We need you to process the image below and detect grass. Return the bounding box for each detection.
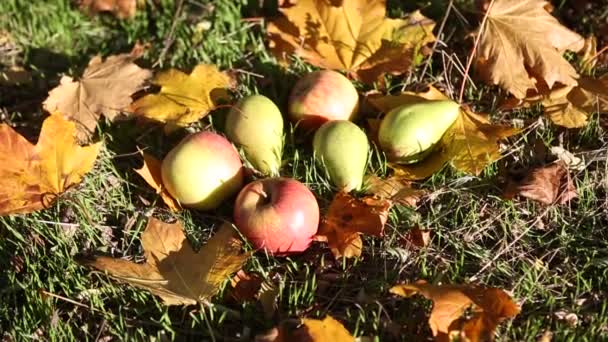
[1,0,608,340]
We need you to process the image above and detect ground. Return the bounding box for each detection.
[1,0,607,341]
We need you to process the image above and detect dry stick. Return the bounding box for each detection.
[458,0,495,104]
[154,0,185,68]
[415,0,454,90]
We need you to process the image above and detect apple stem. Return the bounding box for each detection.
[259,190,268,198]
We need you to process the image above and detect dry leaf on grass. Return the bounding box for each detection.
[130,64,231,127]
[258,315,354,342]
[229,270,264,302]
[43,53,151,140]
[502,75,608,128]
[83,218,249,305]
[400,226,431,249]
[368,86,518,179]
[390,280,520,342]
[267,0,435,84]
[316,192,390,259]
[475,0,584,99]
[504,161,577,205]
[365,175,425,207]
[134,152,180,211]
[0,115,101,216]
[79,0,137,19]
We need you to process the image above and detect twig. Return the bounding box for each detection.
[458,0,495,103]
[154,0,185,68]
[416,0,454,89]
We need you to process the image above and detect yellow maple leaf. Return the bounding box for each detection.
[130,64,231,127]
[390,280,520,342]
[134,152,181,211]
[43,54,152,140]
[83,218,249,305]
[0,115,101,216]
[475,0,584,99]
[267,0,435,84]
[367,86,518,179]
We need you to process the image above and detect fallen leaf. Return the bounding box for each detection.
[267,0,435,84]
[262,316,354,342]
[368,86,518,179]
[400,226,431,248]
[43,54,152,140]
[130,64,231,127]
[134,152,180,211]
[83,218,249,305]
[79,0,137,19]
[229,270,263,303]
[549,146,584,171]
[390,280,520,342]
[504,161,577,205]
[0,115,101,216]
[364,175,424,207]
[475,0,584,98]
[578,36,597,74]
[317,192,391,258]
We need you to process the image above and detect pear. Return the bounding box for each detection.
[378,100,460,164]
[226,95,284,176]
[313,120,369,192]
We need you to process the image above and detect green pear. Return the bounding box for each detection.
[225,95,284,176]
[378,100,460,164]
[313,120,369,192]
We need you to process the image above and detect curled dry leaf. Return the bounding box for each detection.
[390,280,520,342]
[43,53,151,140]
[317,192,391,259]
[79,0,137,19]
[502,75,608,128]
[130,64,231,128]
[134,152,180,211]
[368,86,518,179]
[259,315,354,342]
[229,270,264,302]
[401,226,431,249]
[0,115,101,216]
[475,0,584,99]
[504,161,577,205]
[267,0,435,84]
[365,175,425,207]
[82,218,249,305]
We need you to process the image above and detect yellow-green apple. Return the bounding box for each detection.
[378,100,460,164]
[225,95,284,176]
[233,178,319,254]
[313,120,369,192]
[288,70,359,130]
[161,131,244,210]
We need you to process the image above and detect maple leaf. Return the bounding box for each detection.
[475,0,584,99]
[134,152,180,211]
[502,75,608,128]
[368,86,518,179]
[83,218,249,305]
[129,64,231,127]
[79,0,137,19]
[365,175,425,207]
[317,192,390,259]
[267,0,435,84]
[43,53,151,140]
[504,161,577,205]
[390,280,520,342]
[0,115,101,216]
[259,315,354,342]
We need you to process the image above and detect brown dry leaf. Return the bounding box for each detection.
[368,86,518,179]
[390,280,520,342]
[262,316,354,342]
[578,36,597,74]
[83,218,249,305]
[134,152,180,211]
[229,270,264,303]
[129,64,231,127]
[475,0,584,99]
[79,0,137,19]
[267,0,435,84]
[364,175,425,207]
[43,53,151,140]
[401,226,431,249]
[317,192,391,259]
[0,115,101,216]
[504,161,577,205]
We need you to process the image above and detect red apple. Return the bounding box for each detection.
[161,131,244,210]
[233,178,319,254]
[288,70,359,130]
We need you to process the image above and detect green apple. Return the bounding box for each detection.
[161,131,244,210]
[225,95,284,176]
[313,120,369,192]
[378,100,460,164]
